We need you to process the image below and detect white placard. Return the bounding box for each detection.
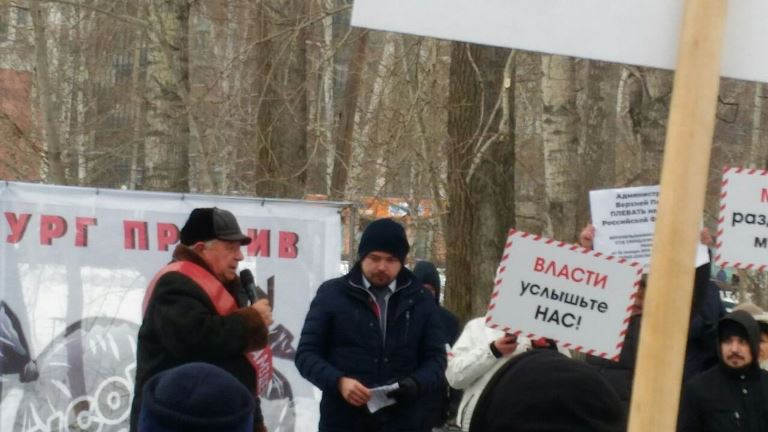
[716,167,768,271]
[351,0,768,84]
[590,185,709,269]
[486,229,642,359]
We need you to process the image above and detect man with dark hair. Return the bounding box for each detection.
[295,218,447,431]
[130,208,273,432]
[678,310,768,431]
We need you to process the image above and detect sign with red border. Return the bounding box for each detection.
[485,229,642,360]
[716,166,768,271]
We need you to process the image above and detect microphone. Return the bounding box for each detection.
[240,269,267,305]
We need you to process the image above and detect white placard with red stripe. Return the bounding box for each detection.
[486,229,642,360]
[715,166,768,271]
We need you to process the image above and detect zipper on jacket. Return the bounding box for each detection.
[404,310,411,340]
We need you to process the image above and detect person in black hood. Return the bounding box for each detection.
[413,260,460,430]
[678,310,768,431]
[413,261,460,347]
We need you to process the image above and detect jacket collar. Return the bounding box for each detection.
[346,261,415,293]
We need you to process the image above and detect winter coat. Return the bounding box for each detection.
[412,260,460,428]
[294,262,447,432]
[678,310,768,432]
[586,313,642,419]
[469,350,623,432]
[684,263,727,383]
[130,245,269,432]
[446,318,531,431]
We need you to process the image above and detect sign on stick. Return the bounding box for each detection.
[716,167,768,271]
[486,229,642,360]
[351,0,768,83]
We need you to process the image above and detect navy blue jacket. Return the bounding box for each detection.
[295,263,447,432]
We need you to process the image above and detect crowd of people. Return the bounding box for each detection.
[128,209,768,431]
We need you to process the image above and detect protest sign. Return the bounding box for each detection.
[590,185,709,268]
[715,167,768,271]
[351,0,767,83]
[485,229,642,360]
[0,182,343,432]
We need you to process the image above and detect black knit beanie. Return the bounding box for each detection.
[358,218,410,263]
[469,350,623,432]
[138,362,254,432]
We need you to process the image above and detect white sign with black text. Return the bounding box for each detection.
[486,230,642,360]
[590,185,709,269]
[716,167,768,271]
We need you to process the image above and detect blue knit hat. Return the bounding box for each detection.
[358,218,410,263]
[138,363,254,432]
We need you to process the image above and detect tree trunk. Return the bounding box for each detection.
[143,0,190,192]
[468,47,516,317]
[31,0,67,184]
[270,0,310,198]
[575,60,619,226]
[445,42,481,323]
[329,28,368,200]
[541,54,579,242]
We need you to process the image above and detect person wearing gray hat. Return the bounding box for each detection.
[130,208,273,432]
[295,218,447,431]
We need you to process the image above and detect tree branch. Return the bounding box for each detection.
[40,0,149,28]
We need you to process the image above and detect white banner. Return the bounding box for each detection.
[716,167,768,271]
[590,185,709,269]
[486,229,642,360]
[0,182,342,432]
[351,0,768,84]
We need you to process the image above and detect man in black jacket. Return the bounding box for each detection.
[678,310,768,431]
[129,208,273,432]
[295,218,447,431]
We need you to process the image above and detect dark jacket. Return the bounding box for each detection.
[469,350,623,432]
[587,312,642,419]
[129,245,269,432]
[295,263,447,432]
[678,310,768,432]
[412,260,460,428]
[684,262,727,383]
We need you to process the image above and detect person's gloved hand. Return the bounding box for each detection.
[386,377,419,403]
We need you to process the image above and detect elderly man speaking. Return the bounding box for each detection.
[130,208,273,432]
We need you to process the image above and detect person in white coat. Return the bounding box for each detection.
[446,317,570,431]
[445,318,528,431]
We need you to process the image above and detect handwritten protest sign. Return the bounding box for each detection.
[590,185,709,268]
[486,229,642,359]
[715,167,768,271]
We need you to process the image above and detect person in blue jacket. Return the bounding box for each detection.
[295,218,447,432]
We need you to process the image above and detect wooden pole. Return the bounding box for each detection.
[627,0,728,431]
